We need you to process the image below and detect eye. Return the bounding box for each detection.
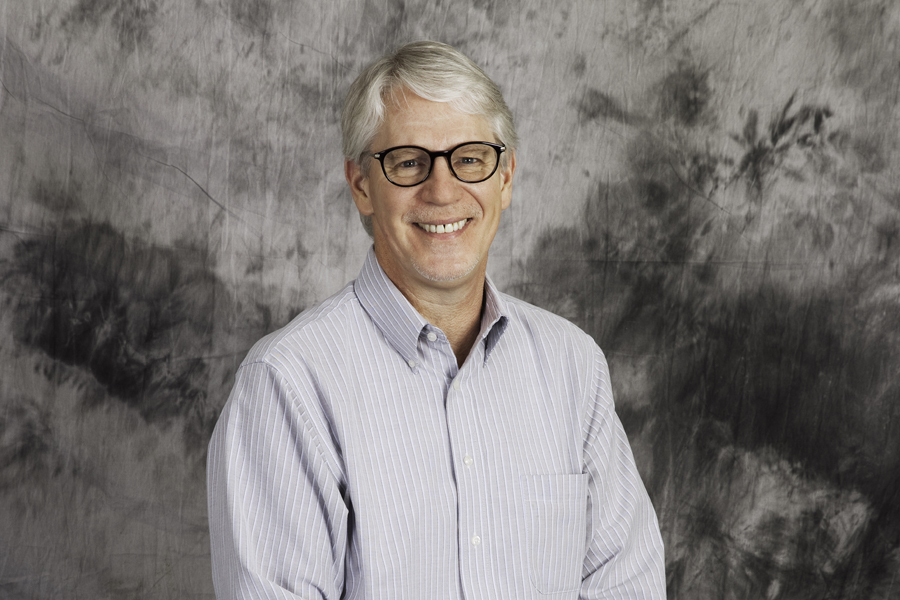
[385,148,428,171]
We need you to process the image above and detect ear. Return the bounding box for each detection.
[498,150,516,210]
[345,159,374,216]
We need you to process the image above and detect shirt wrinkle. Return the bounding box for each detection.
[256,358,346,489]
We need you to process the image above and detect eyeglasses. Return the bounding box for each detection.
[371,141,506,187]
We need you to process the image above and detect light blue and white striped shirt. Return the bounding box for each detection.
[207,248,665,599]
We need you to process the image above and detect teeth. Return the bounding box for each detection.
[418,219,467,233]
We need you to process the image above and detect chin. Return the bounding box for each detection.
[412,255,481,283]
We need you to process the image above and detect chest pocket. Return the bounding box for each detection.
[521,473,588,596]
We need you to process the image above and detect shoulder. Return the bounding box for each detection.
[500,292,601,355]
[495,293,615,423]
[241,281,361,369]
[496,291,609,386]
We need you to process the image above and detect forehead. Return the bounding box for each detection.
[374,90,494,150]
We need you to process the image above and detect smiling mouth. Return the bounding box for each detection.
[416,218,469,234]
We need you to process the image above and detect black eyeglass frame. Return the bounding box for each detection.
[371,141,506,187]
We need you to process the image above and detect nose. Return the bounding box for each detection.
[421,156,460,205]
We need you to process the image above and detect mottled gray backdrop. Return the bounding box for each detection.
[1,0,898,598]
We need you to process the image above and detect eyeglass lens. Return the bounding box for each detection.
[381,143,500,186]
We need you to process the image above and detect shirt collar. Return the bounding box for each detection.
[355,248,427,366]
[354,247,510,366]
[480,273,509,360]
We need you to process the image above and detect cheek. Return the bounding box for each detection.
[374,189,416,217]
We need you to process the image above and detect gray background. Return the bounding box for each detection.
[1,0,899,598]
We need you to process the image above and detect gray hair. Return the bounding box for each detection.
[341,41,518,236]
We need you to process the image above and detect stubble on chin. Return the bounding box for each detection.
[411,248,483,283]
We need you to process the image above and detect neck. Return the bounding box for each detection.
[392,272,486,367]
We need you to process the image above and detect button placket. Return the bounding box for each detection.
[450,374,483,551]
[450,379,471,469]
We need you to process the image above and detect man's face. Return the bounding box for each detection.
[346,91,515,298]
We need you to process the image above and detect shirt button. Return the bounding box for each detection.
[452,380,461,391]
[407,359,416,368]
[471,535,481,546]
[463,455,474,466]
[427,332,437,342]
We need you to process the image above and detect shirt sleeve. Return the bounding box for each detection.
[580,348,666,600]
[207,360,349,600]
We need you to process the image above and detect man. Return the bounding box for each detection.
[207,41,665,599]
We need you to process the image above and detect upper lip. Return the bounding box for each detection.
[416,218,468,225]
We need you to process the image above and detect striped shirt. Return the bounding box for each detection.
[207,248,665,599]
